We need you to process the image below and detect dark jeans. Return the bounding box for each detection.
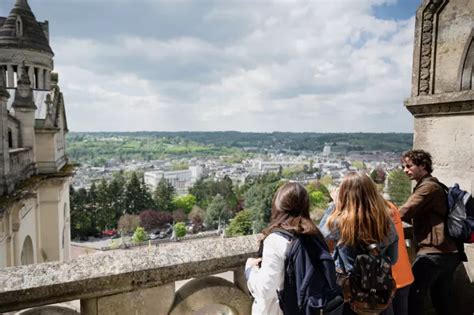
[408,253,461,315]
[392,285,410,315]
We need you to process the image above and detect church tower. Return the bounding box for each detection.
[0,0,71,268]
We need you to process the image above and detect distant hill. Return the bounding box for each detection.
[66,131,413,163]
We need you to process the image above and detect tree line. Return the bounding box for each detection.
[70,168,411,240]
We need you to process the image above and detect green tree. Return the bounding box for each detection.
[96,178,115,232]
[174,222,186,238]
[173,194,197,214]
[387,169,412,206]
[132,226,149,243]
[70,186,94,238]
[226,209,253,236]
[319,174,333,186]
[205,194,230,230]
[109,171,126,223]
[244,180,281,233]
[153,179,176,212]
[123,172,154,214]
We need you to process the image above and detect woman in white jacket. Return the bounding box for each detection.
[245,182,323,315]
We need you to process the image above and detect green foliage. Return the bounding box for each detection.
[351,160,366,170]
[153,179,176,212]
[173,194,197,214]
[319,174,333,186]
[244,176,282,233]
[205,194,230,229]
[306,180,331,211]
[189,176,237,210]
[123,172,154,214]
[67,132,413,165]
[132,227,149,243]
[226,210,253,237]
[174,222,186,238]
[387,169,412,206]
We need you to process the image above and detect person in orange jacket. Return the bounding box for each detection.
[386,200,414,315]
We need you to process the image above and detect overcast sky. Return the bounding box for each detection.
[1,0,420,132]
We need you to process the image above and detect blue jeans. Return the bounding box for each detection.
[408,253,461,315]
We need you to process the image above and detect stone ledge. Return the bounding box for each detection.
[0,235,259,312]
[405,90,474,117]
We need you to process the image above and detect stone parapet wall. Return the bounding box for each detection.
[0,235,259,313]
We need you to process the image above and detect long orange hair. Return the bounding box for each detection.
[326,171,391,246]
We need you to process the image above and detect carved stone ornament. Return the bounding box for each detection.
[406,100,474,116]
[418,0,448,95]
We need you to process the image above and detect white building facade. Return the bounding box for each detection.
[0,0,72,267]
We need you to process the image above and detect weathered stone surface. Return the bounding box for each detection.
[169,276,251,315]
[0,235,259,312]
[81,283,174,315]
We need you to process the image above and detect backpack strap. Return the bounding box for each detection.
[271,227,295,241]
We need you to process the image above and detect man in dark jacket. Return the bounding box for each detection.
[400,150,461,315]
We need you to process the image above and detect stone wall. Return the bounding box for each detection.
[0,235,259,314]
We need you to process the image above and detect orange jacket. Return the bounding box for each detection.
[387,201,414,288]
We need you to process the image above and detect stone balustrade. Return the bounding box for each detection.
[0,235,259,314]
[8,147,35,185]
[1,232,474,314]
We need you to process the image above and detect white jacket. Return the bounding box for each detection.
[245,233,291,315]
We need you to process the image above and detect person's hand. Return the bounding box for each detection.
[246,257,262,268]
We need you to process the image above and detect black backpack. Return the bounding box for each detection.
[337,244,396,314]
[438,183,474,241]
[274,229,344,315]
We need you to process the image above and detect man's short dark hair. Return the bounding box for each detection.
[402,149,433,174]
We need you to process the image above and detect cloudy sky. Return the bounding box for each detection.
[1,0,420,132]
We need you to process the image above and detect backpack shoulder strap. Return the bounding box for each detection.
[271,228,295,241]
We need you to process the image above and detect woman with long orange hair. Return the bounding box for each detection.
[319,171,399,314]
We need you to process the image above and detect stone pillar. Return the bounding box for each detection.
[28,66,34,89]
[81,283,175,315]
[7,65,14,88]
[17,65,23,81]
[233,268,250,296]
[0,68,11,194]
[45,71,51,90]
[37,68,44,90]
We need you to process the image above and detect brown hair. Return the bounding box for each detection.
[326,171,391,246]
[402,149,433,173]
[263,182,318,236]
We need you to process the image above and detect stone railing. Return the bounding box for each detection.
[8,147,35,184]
[1,232,474,314]
[0,235,259,314]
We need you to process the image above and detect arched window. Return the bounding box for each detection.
[16,17,23,37]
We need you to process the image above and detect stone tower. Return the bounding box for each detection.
[405,0,473,313]
[405,0,473,191]
[0,0,71,268]
[0,0,53,90]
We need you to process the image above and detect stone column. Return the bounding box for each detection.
[28,67,34,89]
[45,71,51,90]
[7,65,14,88]
[37,68,44,90]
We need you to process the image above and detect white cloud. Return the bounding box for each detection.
[47,0,415,132]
